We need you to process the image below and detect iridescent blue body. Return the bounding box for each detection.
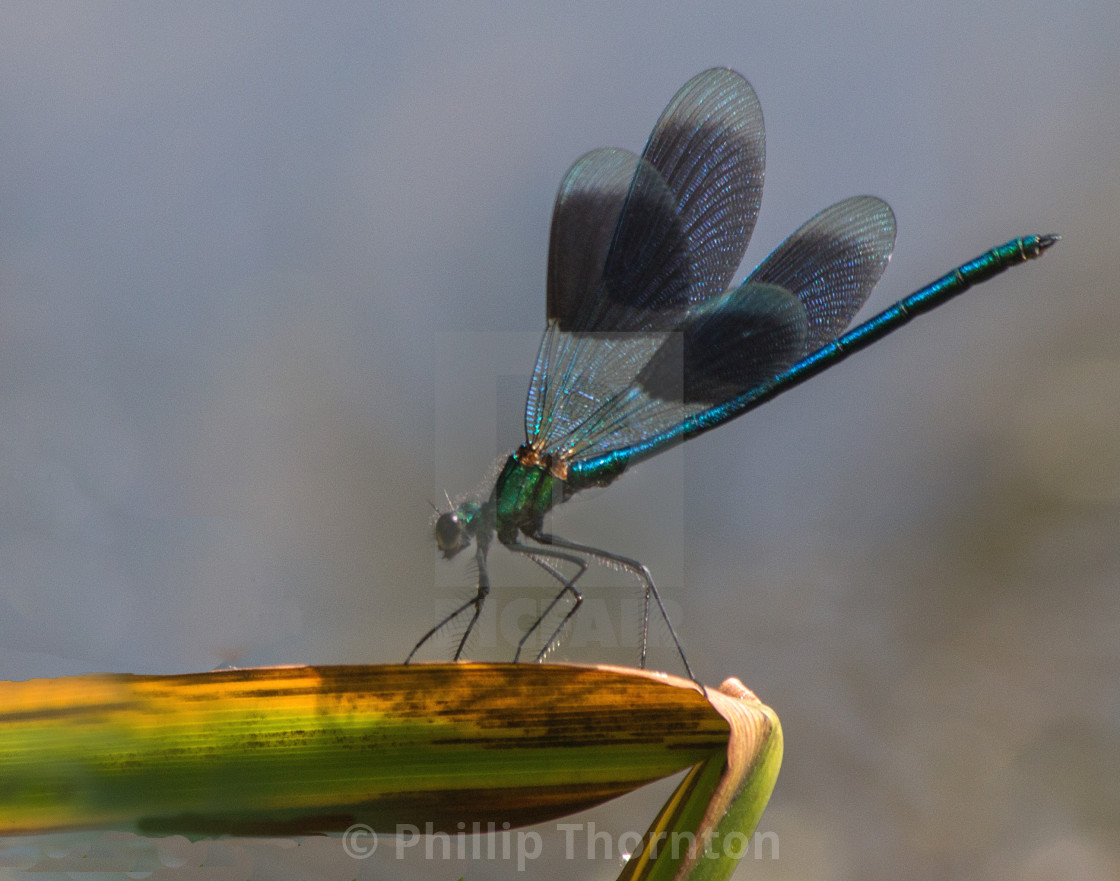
[568,234,1055,483]
[409,69,1055,678]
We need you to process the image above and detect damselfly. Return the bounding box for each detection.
[410,68,1055,678]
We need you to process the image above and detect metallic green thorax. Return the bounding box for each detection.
[493,452,573,543]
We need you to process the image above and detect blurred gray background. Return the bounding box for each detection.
[1,2,1117,880]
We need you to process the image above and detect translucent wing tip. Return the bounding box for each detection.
[852,194,897,240]
[692,66,750,86]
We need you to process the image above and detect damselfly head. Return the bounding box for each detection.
[434,510,470,558]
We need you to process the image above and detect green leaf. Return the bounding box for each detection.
[0,663,782,881]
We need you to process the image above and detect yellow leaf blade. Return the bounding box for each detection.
[0,663,730,837]
[616,677,783,881]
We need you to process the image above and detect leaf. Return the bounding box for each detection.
[0,662,783,881]
[617,677,783,881]
[0,663,729,837]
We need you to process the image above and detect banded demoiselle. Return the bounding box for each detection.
[410,68,1055,679]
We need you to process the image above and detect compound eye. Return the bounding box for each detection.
[434,512,466,554]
